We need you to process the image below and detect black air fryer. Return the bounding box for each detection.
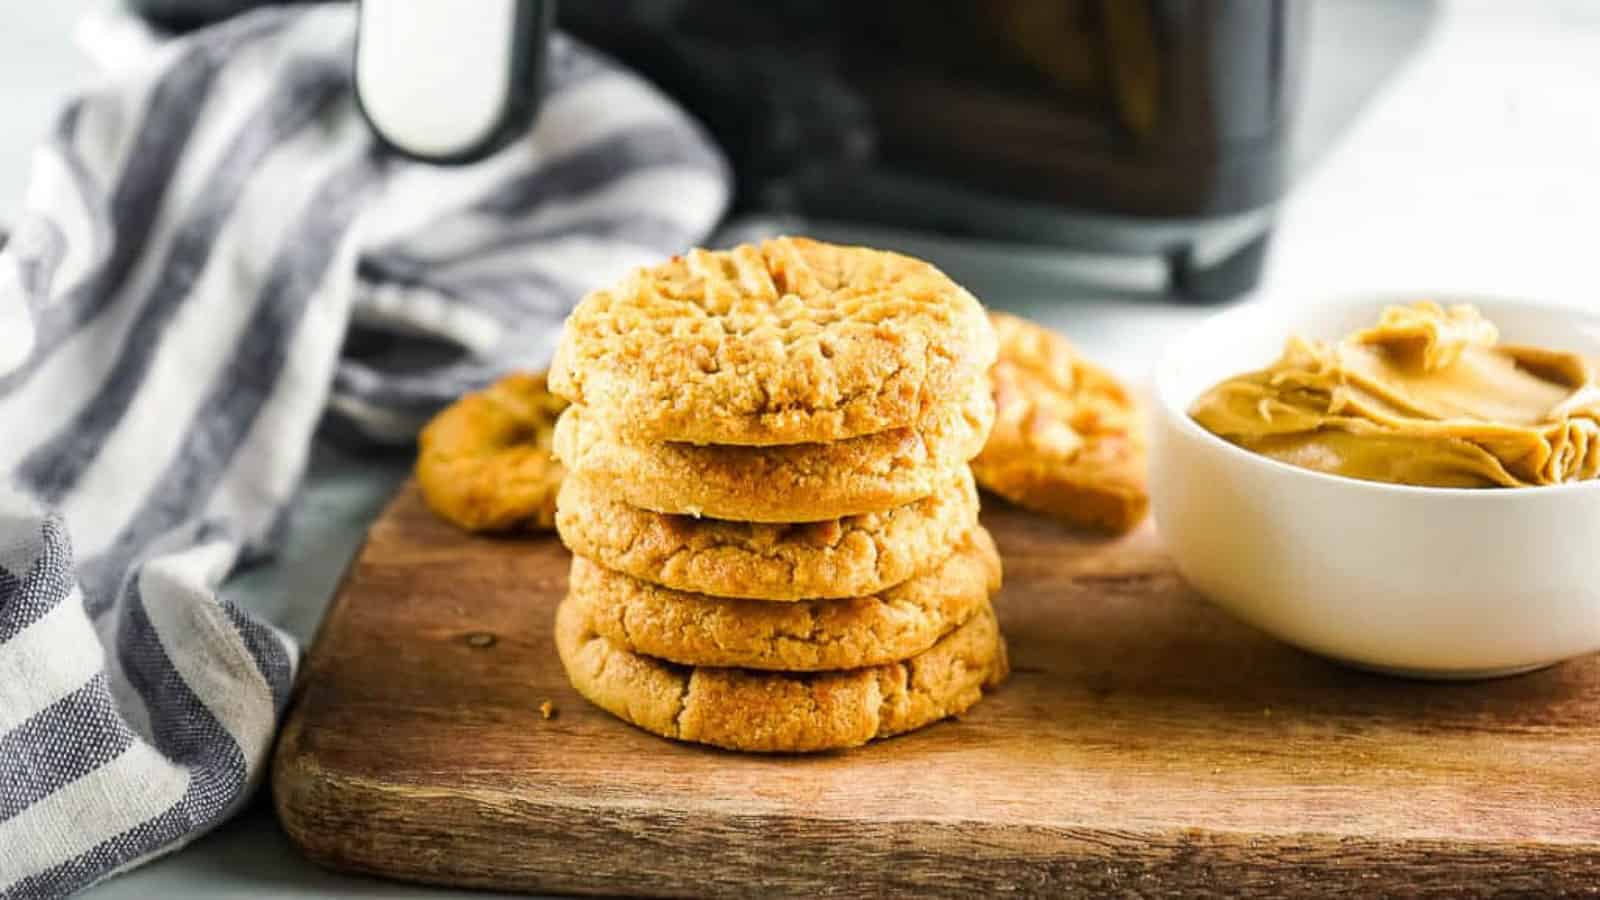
[557,0,1308,302]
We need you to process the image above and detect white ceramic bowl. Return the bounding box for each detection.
[1151,295,1600,679]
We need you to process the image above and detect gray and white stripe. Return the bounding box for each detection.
[0,5,727,896]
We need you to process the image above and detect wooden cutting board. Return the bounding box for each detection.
[272,482,1600,897]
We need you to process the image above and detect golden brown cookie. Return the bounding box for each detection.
[555,597,1008,753]
[972,313,1149,534]
[555,468,981,600]
[415,371,568,532]
[549,236,998,447]
[552,381,993,523]
[570,527,1000,670]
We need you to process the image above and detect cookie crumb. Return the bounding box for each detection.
[539,700,557,720]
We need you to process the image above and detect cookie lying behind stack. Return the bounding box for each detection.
[548,237,1009,753]
[415,371,568,532]
[973,312,1149,534]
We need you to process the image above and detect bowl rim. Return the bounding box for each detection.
[1154,291,1600,500]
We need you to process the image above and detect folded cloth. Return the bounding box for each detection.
[0,6,728,896]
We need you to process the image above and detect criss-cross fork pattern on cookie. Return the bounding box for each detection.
[550,237,997,447]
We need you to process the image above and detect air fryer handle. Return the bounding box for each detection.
[355,0,553,164]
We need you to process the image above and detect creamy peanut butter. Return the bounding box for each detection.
[1190,302,1600,487]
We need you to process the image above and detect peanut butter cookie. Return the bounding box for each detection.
[569,527,1000,670]
[552,381,993,523]
[554,598,1008,753]
[415,371,568,532]
[973,313,1148,534]
[549,236,998,446]
[555,468,980,600]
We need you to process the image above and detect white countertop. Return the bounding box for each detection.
[3,1,1597,896]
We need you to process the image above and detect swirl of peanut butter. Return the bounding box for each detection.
[1190,302,1600,487]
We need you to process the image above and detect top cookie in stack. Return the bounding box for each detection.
[550,236,997,447]
[548,236,1008,753]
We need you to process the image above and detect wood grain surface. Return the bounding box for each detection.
[272,481,1600,898]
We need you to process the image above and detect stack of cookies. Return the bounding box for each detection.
[546,237,1009,753]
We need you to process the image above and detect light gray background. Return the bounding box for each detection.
[3,1,1598,896]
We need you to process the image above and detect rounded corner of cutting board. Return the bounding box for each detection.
[269,715,347,869]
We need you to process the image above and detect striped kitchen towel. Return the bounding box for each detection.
[0,6,729,897]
